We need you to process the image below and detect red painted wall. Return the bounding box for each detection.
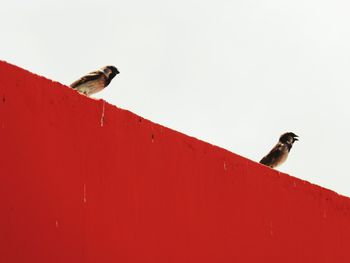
[1,61,350,262]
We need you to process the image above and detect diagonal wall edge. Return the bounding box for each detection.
[1,61,350,262]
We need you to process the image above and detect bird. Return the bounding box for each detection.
[70,65,119,96]
[259,132,299,168]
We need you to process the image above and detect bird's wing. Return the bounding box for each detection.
[70,71,102,89]
[259,144,283,166]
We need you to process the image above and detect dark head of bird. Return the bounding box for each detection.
[279,132,299,145]
[101,65,119,86]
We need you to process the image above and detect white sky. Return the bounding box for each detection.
[2,0,350,196]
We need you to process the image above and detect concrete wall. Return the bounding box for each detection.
[1,61,350,262]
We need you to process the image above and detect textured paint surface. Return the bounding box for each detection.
[1,61,350,262]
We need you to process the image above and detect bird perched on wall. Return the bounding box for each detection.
[259,132,299,169]
[70,65,119,96]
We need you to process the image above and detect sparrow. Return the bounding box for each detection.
[70,65,119,96]
[259,132,299,168]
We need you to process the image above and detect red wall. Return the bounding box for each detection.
[1,61,350,262]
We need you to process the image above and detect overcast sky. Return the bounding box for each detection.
[2,0,350,196]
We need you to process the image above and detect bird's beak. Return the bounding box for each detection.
[294,135,299,141]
